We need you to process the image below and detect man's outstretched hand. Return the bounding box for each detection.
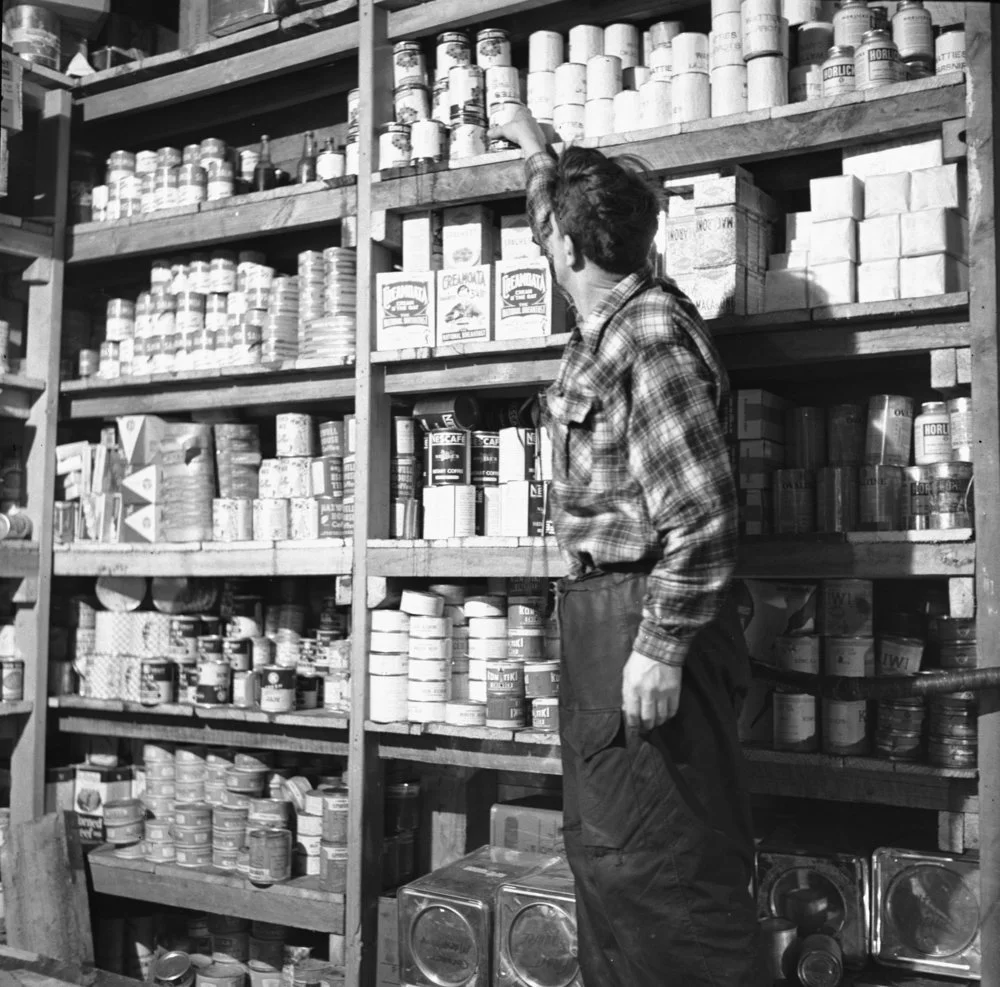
[487,104,548,158]
[622,651,682,732]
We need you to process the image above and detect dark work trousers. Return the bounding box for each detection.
[557,569,765,987]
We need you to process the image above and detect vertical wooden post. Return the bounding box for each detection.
[346,3,395,984]
[10,88,71,824]
[965,5,1000,985]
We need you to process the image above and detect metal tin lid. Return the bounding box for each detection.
[154,951,193,985]
[506,901,578,987]
[885,863,979,955]
[410,903,479,986]
[860,29,895,43]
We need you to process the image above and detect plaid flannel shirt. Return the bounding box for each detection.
[527,151,738,667]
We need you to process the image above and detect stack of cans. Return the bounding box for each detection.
[214,423,261,500]
[298,248,357,363]
[161,423,215,542]
[263,276,300,364]
[297,250,326,341]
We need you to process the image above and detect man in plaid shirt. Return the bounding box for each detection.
[492,107,763,986]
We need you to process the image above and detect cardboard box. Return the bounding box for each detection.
[490,799,565,854]
[842,136,943,180]
[910,163,967,214]
[739,438,785,473]
[863,172,911,218]
[375,272,436,352]
[500,480,547,537]
[422,484,476,539]
[376,895,400,987]
[785,211,812,251]
[662,214,697,276]
[808,261,857,306]
[493,259,561,340]
[859,215,901,263]
[809,175,864,222]
[402,212,443,272]
[900,208,968,261]
[117,415,168,466]
[900,254,969,298]
[674,264,750,317]
[442,204,494,268]
[737,390,789,442]
[500,214,542,261]
[121,464,162,506]
[1,51,24,133]
[858,260,901,303]
[120,503,163,543]
[764,269,809,312]
[768,251,809,271]
[499,427,538,484]
[695,206,755,269]
[437,266,492,345]
[477,484,502,536]
[809,218,858,265]
[75,763,132,842]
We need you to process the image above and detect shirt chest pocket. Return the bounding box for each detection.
[547,390,625,488]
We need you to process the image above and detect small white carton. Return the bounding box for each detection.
[493,259,563,340]
[375,271,436,352]
[858,215,901,263]
[442,204,494,268]
[858,260,901,303]
[436,266,493,346]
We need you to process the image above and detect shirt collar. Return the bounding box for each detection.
[576,267,654,352]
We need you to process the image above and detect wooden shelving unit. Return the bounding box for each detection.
[11,2,996,984]
[0,542,41,579]
[88,846,345,934]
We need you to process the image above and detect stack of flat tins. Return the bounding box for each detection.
[298,247,357,364]
[262,275,299,364]
[740,0,789,112]
[407,593,452,724]
[161,423,215,542]
[369,606,411,724]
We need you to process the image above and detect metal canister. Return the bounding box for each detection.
[153,951,194,987]
[392,40,427,86]
[816,466,858,532]
[865,394,913,466]
[876,634,924,676]
[3,4,60,68]
[859,464,903,530]
[477,28,511,68]
[772,635,821,674]
[947,396,972,461]
[929,461,973,529]
[198,634,224,660]
[822,699,868,755]
[437,31,472,74]
[833,0,873,48]
[222,637,252,672]
[232,670,258,709]
[247,827,292,885]
[773,691,818,752]
[935,26,966,76]
[797,932,843,987]
[824,636,874,678]
[393,83,431,125]
[140,659,175,706]
[772,468,816,534]
[819,579,874,636]
[901,464,934,530]
[822,45,856,95]
[259,665,295,713]
[854,29,902,90]
[450,123,487,160]
[786,407,826,469]
[196,661,231,706]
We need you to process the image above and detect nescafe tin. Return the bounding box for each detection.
[413,394,480,431]
[222,637,252,672]
[427,430,471,485]
[470,431,500,485]
[859,464,903,530]
[259,665,295,713]
[140,660,175,706]
[929,462,974,528]
[247,827,292,885]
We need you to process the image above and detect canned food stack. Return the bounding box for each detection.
[391,416,420,538]
[103,796,147,859]
[369,607,411,723]
[297,248,357,364]
[407,609,452,724]
[925,615,978,768]
[739,0,788,112]
[261,276,299,364]
[160,423,215,543]
[431,582,471,705]
[214,423,261,502]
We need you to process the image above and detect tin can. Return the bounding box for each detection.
[935,26,965,75]
[859,464,903,530]
[140,659,175,706]
[104,798,145,826]
[865,394,913,466]
[406,119,444,164]
[477,28,511,68]
[393,41,427,86]
[379,124,411,171]
[530,697,559,731]
[891,0,933,62]
[947,396,972,461]
[901,464,934,530]
[928,736,977,769]
[786,407,826,469]
[523,661,560,699]
[816,466,858,533]
[929,461,974,529]
[437,31,472,74]
[222,638,252,672]
[824,636,874,678]
[394,83,431,124]
[196,661,231,706]
[833,0,873,48]
[822,699,868,755]
[485,660,525,697]
[772,468,816,534]
[772,635,821,674]
[486,694,527,729]
[819,579,874,636]
[450,123,487,160]
[741,0,786,59]
[259,665,295,713]
[0,512,31,541]
[247,827,292,885]
[876,634,924,676]
[427,430,470,485]
[855,29,902,90]
[798,933,843,987]
[198,634,224,660]
[196,964,246,987]
[52,501,77,545]
[153,951,194,987]
[822,45,856,95]
[232,670,257,709]
[773,692,817,752]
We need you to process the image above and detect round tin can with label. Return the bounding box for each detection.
[866,394,913,465]
[437,31,472,73]
[470,431,500,485]
[523,660,560,698]
[450,123,487,160]
[824,636,874,678]
[196,964,246,987]
[258,665,295,713]
[105,798,145,826]
[222,638,252,672]
[929,462,974,529]
[394,83,431,125]
[428,430,470,485]
[530,697,559,731]
[507,634,546,661]
[935,26,965,75]
[0,659,23,702]
[392,41,427,87]
[196,661,231,706]
[296,669,321,710]
[175,844,213,868]
[247,827,291,885]
[947,396,972,461]
[410,120,448,163]
[854,29,902,90]
[140,659,175,706]
[741,0,786,58]
[773,692,818,752]
[876,634,924,676]
[486,694,527,729]
[786,407,826,469]
[773,468,816,534]
[822,45,857,95]
[232,670,257,709]
[772,635,821,674]
[477,28,512,68]
[106,818,146,844]
[153,951,194,987]
[859,464,903,531]
[822,699,868,755]
[833,0,873,47]
[174,802,212,828]
[819,579,874,636]
[198,634,224,660]
[485,660,524,697]
[902,465,934,530]
[816,466,858,533]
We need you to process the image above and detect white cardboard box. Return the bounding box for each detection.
[843,136,943,180]
[785,211,812,251]
[499,427,538,484]
[858,259,901,303]
[442,204,494,268]
[809,175,864,221]
[900,254,969,298]
[674,264,750,317]
[500,214,542,260]
[910,164,967,215]
[437,266,493,345]
[422,484,476,538]
[809,218,858,264]
[808,261,857,306]
[900,208,968,261]
[695,205,755,269]
[863,172,911,218]
[402,212,443,271]
[859,215,901,263]
[500,480,548,537]
[737,390,789,443]
[663,214,697,276]
[375,272,436,352]
[768,251,809,271]
[764,269,809,312]
[493,259,563,340]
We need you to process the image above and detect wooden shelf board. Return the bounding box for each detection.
[371,728,564,775]
[54,700,350,756]
[68,181,358,264]
[0,541,40,578]
[366,537,974,579]
[0,701,33,718]
[372,79,965,213]
[0,214,54,260]
[3,50,75,90]
[0,371,46,419]
[88,845,345,933]
[53,541,353,577]
[77,13,360,122]
[76,1,356,96]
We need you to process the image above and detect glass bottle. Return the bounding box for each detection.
[297,130,318,184]
[252,134,277,192]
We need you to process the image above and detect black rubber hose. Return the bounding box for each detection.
[750,660,1000,700]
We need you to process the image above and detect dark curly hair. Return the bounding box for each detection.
[543,145,661,275]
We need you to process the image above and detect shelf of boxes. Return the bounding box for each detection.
[0,372,46,420]
[52,541,354,577]
[366,537,975,579]
[371,77,965,212]
[67,180,358,264]
[74,7,360,124]
[52,698,349,756]
[88,845,346,934]
[61,363,357,419]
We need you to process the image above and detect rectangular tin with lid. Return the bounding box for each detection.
[397,845,560,987]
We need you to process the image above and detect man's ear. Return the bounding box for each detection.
[563,233,580,270]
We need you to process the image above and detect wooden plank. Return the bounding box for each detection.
[0,372,46,393]
[0,703,34,718]
[88,847,345,933]
[0,225,53,261]
[367,539,568,577]
[383,356,562,395]
[417,767,496,872]
[372,80,966,213]
[0,543,40,578]
[68,183,358,264]
[52,543,354,577]
[965,6,1000,984]
[3,813,93,965]
[371,332,571,365]
[78,22,360,122]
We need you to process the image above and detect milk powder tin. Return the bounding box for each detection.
[822,45,857,95]
[822,699,868,755]
[258,665,295,713]
[819,579,874,637]
[854,30,902,90]
[859,464,903,531]
[929,462,974,529]
[247,827,292,885]
[773,692,818,752]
